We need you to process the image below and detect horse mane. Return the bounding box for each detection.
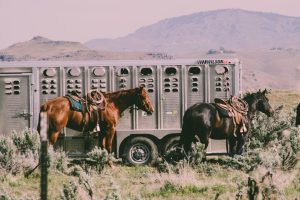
[242,88,271,100]
[104,88,137,102]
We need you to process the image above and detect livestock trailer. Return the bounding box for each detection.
[0,58,242,164]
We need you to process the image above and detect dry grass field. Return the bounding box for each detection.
[0,89,299,200]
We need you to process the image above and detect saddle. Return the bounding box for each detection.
[65,90,107,132]
[214,96,249,136]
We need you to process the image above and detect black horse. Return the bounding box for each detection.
[180,89,274,156]
[296,103,300,127]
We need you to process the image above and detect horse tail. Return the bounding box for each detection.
[180,107,194,153]
[37,104,48,134]
[296,103,300,127]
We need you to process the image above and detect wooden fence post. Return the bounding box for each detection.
[40,112,48,200]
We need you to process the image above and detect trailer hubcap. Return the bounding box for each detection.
[129,144,150,164]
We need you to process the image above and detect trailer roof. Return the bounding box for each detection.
[0,58,239,68]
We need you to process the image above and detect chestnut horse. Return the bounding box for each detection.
[100,86,154,152]
[180,89,274,156]
[37,86,154,153]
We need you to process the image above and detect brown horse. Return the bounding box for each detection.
[99,86,154,152]
[37,86,154,153]
[37,90,106,144]
[180,89,274,156]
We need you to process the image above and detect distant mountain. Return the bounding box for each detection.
[0,36,163,61]
[85,9,300,55]
[1,9,300,90]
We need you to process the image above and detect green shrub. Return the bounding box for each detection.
[85,147,116,173]
[61,181,78,200]
[0,137,15,172]
[48,149,69,174]
[11,129,40,157]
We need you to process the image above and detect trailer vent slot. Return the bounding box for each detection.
[140,68,153,76]
[215,66,229,75]
[92,67,106,77]
[192,88,198,92]
[192,77,198,82]
[68,68,81,77]
[165,67,177,75]
[43,69,56,77]
[148,89,154,93]
[189,67,201,75]
[117,68,129,76]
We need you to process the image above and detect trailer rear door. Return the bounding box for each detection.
[0,74,32,135]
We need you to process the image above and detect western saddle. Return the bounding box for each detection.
[214,96,249,136]
[65,90,107,132]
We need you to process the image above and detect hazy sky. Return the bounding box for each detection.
[0,0,299,49]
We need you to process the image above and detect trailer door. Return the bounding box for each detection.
[0,74,32,135]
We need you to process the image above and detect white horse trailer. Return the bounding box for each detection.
[0,59,242,164]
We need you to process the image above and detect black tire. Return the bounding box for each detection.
[162,136,181,155]
[123,137,158,166]
[162,136,183,162]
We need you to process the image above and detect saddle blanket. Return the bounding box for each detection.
[65,94,83,112]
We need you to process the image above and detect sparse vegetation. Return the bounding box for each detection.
[0,90,299,199]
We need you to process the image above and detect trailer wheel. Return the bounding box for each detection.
[162,136,181,154]
[162,136,183,162]
[123,137,158,166]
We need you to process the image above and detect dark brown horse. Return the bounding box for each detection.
[296,103,300,127]
[37,86,154,153]
[180,89,274,156]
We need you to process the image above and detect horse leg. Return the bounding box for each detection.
[104,126,116,153]
[48,130,60,145]
[198,129,211,161]
[228,135,237,157]
[180,109,194,154]
[236,134,246,155]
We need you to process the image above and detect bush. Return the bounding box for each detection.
[48,149,70,174]
[11,129,40,157]
[0,137,15,171]
[85,147,116,173]
[61,181,78,200]
[248,107,295,149]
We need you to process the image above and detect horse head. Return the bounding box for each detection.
[135,86,154,115]
[256,89,274,117]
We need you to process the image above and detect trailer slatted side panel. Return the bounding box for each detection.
[114,66,134,130]
[161,65,182,129]
[0,74,31,135]
[88,66,110,92]
[39,67,60,104]
[185,65,206,108]
[209,64,236,102]
[136,65,158,129]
